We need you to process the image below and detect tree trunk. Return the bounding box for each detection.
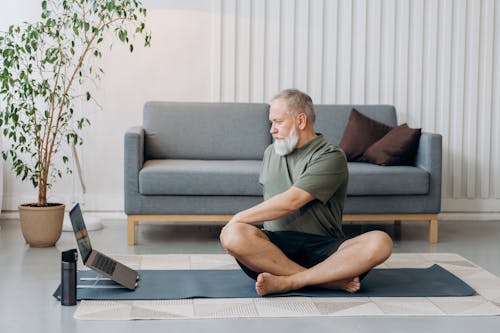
[38,182,47,206]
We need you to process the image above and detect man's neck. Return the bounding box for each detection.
[296,130,318,149]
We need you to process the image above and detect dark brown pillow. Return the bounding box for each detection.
[362,124,421,166]
[339,109,392,161]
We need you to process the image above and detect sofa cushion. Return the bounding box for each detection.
[139,160,429,197]
[347,162,429,195]
[139,160,263,196]
[339,109,392,161]
[143,102,271,160]
[314,105,397,146]
[362,124,422,166]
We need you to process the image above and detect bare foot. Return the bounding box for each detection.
[255,273,361,296]
[255,273,294,296]
[321,276,361,293]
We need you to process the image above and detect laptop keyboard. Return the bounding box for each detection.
[93,254,117,276]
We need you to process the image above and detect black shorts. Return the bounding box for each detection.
[237,230,348,280]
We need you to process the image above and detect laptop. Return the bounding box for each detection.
[69,203,140,290]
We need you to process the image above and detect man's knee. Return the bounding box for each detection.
[220,223,262,256]
[366,231,393,262]
[219,223,244,250]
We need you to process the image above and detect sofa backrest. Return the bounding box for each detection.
[143,102,271,160]
[314,105,397,144]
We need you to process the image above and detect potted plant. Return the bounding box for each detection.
[0,0,151,247]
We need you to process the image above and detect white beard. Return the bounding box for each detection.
[273,125,299,156]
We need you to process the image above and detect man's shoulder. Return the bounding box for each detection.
[301,140,347,176]
[309,137,346,161]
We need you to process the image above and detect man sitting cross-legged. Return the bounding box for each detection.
[220,88,393,296]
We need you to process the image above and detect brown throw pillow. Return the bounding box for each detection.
[362,124,421,166]
[339,109,392,161]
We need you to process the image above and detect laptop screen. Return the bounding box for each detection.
[69,204,92,263]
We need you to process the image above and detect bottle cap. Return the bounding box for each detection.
[62,248,78,263]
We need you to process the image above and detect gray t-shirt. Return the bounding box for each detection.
[260,134,348,238]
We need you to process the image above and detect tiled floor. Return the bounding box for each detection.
[1,218,500,332]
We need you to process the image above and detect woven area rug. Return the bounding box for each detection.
[73,253,500,319]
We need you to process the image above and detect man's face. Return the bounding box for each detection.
[269,98,294,138]
[269,98,299,156]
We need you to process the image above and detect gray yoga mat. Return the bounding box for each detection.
[53,264,475,300]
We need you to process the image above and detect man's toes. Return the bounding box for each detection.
[255,274,266,295]
[351,283,360,292]
[347,286,358,293]
[344,277,361,293]
[257,273,268,285]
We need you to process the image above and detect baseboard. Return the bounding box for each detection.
[1,193,123,212]
[0,210,127,220]
[442,198,500,212]
[438,212,500,221]
[1,210,499,222]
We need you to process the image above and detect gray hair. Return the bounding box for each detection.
[272,88,316,124]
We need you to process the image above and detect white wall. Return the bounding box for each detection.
[0,0,215,211]
[1,0,500,213]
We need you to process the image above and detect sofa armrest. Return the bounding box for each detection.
[414,132,442,212]
[124,126,144,212]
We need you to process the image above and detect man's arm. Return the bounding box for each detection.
[225,186,315,227]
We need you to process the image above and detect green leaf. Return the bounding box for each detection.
[0,0,151,194]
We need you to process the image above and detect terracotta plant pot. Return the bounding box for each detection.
[18,203,65,247]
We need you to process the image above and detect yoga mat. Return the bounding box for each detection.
[53,264,475,300]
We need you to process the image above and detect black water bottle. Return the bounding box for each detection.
[61,249,78,306]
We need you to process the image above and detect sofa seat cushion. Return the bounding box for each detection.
[139,160,263,196]
[347,162,429,196]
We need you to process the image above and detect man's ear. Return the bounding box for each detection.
[297,112,308,130]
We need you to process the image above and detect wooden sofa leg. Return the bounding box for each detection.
[128,217,138,246]
[429,218,438,244]
[393,220,402,239]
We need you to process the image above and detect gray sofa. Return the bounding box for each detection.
[125,102,441,245]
